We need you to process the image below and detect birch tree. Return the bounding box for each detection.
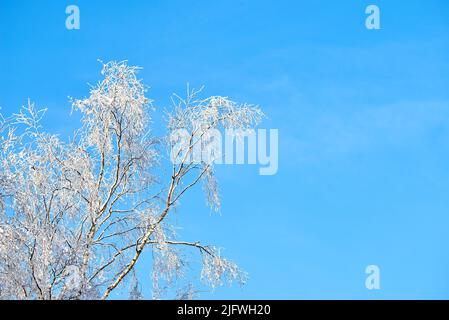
[0,61,263,300]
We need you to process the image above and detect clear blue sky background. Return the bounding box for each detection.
[1,0,449,299]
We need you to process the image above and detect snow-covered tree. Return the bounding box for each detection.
[0,61,263,300]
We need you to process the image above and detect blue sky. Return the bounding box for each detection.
[1,0,449,299]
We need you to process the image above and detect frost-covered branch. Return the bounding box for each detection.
[0,61,262,300]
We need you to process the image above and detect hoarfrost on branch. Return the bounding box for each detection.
[0,61,263,300]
